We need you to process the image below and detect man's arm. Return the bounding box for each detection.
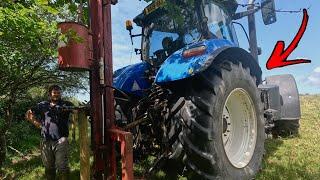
[25,110,41,129]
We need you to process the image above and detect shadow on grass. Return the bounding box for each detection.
[257,135,320,179]
[2,154,43,179]
[256,137,284,179]
[133,156,186,180]
[263,138,284,160]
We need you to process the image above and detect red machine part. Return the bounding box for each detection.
[109,128,134,180]
[89,0,133,179]
[57,22,91,71]
[89,0,105,177]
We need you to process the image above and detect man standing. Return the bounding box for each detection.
[25,85,73,180]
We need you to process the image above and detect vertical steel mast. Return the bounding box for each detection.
[89,0,115,178]
[89,0,133,179]
[89,0,104,178]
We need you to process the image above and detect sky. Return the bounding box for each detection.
[79,0,320,101]
[234,0,320,95]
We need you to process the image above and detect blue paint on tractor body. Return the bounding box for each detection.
[113,39,235,97]
[155,39,235,83]
[113,62,151,97]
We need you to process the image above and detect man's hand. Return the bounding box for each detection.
[25,110,33,120]
[25,110,41,129]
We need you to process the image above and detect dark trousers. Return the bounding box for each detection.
[41,137,69,180]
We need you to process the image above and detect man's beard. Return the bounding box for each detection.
[51,97,61,103]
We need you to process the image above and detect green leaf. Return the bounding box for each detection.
[45,6,59,15]
[36,0,48,5]
[68,4,78,13]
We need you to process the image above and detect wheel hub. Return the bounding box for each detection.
[222,88,257,168]
[222,112,231,137]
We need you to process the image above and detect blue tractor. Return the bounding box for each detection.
[113,0,301,179]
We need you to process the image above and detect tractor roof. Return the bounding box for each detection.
[133,0,238,26]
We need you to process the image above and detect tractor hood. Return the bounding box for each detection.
[155,39,235,83]
[113,62,151,97]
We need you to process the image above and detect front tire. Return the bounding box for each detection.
[178,61,265,179]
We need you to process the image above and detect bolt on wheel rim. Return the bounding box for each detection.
[222,88,257,168]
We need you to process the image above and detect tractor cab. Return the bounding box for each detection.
[132,0,239,66]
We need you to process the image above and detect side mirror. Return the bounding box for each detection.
[261,0,277,25]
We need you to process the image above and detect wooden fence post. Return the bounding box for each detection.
[71,113,77,143]
[78,110,90,180]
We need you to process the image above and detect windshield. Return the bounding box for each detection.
[142,2,201,66]
[142,1,235,66]
[204,1,236,42]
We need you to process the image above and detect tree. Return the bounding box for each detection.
[0,1,88,167]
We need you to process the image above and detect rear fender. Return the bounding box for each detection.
[265,74,301,120]
[155,39,235,83]
[155,40,263,85]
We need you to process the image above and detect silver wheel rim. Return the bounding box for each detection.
[222,88,257,168]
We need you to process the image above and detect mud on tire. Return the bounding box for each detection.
[177,60,265,179]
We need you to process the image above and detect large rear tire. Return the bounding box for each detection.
[177,61,265,179]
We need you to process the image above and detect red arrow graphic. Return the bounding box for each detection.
[266,9,311,70]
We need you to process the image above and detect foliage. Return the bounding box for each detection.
[0,3,88,108]
[3,87,54,154]
[0,101,5,131]
[6,121,41,154]
[0,0,89,168]
[58,28,85,46]
[0,2,87,99]
[0,1,88,133]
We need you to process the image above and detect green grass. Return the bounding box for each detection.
[1,139,81,179]
[1,95,320,179]
[0,121,82,179]
[256,95,320,180]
